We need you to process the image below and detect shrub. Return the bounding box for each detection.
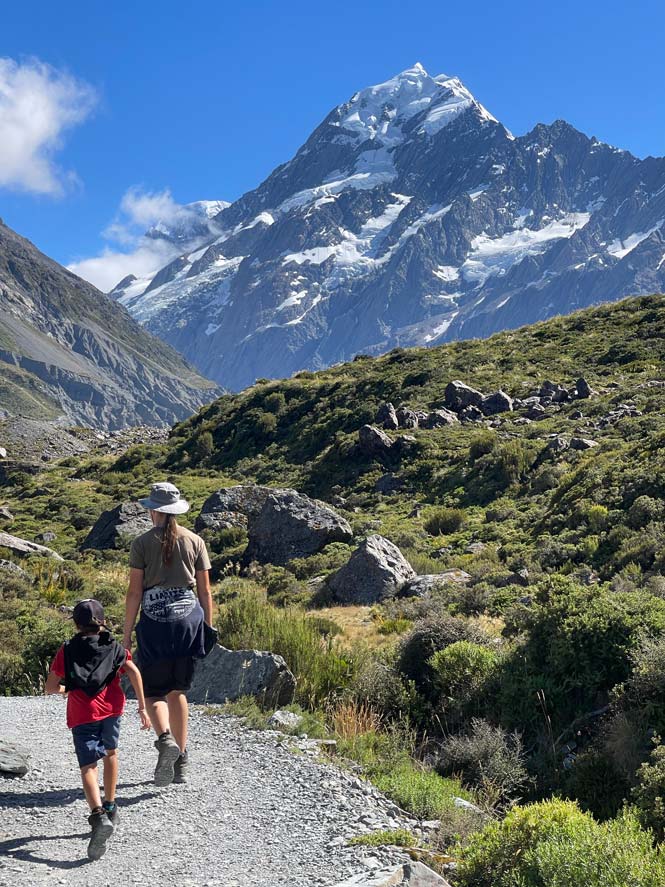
[632,741,665,839]
[216,588,355,706]
[628,496,664,529]
[456,799,665,887]
[430,641,499,704]
[469,432,496,461]
[398,615,488,700]
[424,507,465,536]
[373,761,467,820]
[351,656,420,721]
[438,718,528,807]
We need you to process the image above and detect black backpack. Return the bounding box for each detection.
[63,631,127,698]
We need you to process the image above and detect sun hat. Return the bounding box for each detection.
[72,598,106,628]
[138,481,190,514]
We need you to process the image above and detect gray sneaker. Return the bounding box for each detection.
[87,809,114,860]
[173,751,189,784]
[153,733,181,787]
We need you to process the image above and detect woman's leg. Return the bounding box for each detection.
[146,697,170,736]
[166,691,188,752]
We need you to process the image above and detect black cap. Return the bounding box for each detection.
[72,599,105,628]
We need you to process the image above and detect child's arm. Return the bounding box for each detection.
[44,670,65,695]
[123,659,151,730]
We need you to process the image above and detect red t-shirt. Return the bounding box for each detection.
[51,645,131,729]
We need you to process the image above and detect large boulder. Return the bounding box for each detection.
[0,531,63,561]
[244,489,353,566]
[576,377,594,398]
[81,502,152,551]
[358,425,394,460]
[328,535,415,604]
[188,645,296,707]
[481,390,514,415]
[423,409,458,429]
[396,407,419,429]
[375,402,398,430]
[0,740,30,777]
[198,485,274,522]
[444,380,484,412]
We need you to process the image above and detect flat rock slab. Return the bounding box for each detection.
[0,740,30,777]
[0,697,414,886]
[0,532,63,561]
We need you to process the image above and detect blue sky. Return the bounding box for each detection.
[2,0,664,289]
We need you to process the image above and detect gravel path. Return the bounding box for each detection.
[0,698,414,887]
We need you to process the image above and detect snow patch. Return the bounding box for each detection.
[462,213,591,284]
[607,220,664,259]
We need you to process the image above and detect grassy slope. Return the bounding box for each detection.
[156,293,665,584]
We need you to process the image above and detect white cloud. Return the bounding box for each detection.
[0,57,96,195]
[68,187,219,292]
[67,240,178,293]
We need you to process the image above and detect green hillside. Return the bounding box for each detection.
[3,293,665,881]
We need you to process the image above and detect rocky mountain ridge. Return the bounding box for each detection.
[0,219,220,428]
[108,63,665,390]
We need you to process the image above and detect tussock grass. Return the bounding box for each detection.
[216,586,358,706]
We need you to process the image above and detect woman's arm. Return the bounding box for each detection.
[195,569,213,625]
[123,567,144,650]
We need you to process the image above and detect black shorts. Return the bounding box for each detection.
[140,657,195,698]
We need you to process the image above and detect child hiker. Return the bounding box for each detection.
[45,598,151,861]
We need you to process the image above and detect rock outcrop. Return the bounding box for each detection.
[358,425,395,460]
[401,571,472,597]
[328,535,415,604]
[195,484,275,533]
[188,645,296,708]
[245,490,353,566]
[0,531,63,561]
[444,381,484,412]
[81,502,152,551]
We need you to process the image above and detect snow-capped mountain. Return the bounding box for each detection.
[108,199,229,302]
[110,63,665,390]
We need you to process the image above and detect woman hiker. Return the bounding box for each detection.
[123,481,213,786]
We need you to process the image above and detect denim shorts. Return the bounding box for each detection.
[72,716,121,767]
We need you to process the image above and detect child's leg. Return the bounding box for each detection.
[80,763,103,811]
[166,691,188,752]
[103,749,118,803]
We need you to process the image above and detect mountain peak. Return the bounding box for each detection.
[338,64,496,145]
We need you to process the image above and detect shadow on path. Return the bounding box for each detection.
[0,832,91,870]
[0,787,157,810]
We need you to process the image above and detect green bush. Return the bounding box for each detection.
[398,615,488,701]
[424,507,465,536]
[632,742,665,839]
[430,641,499,705]
[456,799,665,887]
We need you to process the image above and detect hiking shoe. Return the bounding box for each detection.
[87,808,114,860]
[102,800,119,825]
[173,751,189,784]
[153,732,180,787]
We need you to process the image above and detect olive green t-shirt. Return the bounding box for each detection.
[129,524,211,590]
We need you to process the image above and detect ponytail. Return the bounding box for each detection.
[161,514,178,564]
